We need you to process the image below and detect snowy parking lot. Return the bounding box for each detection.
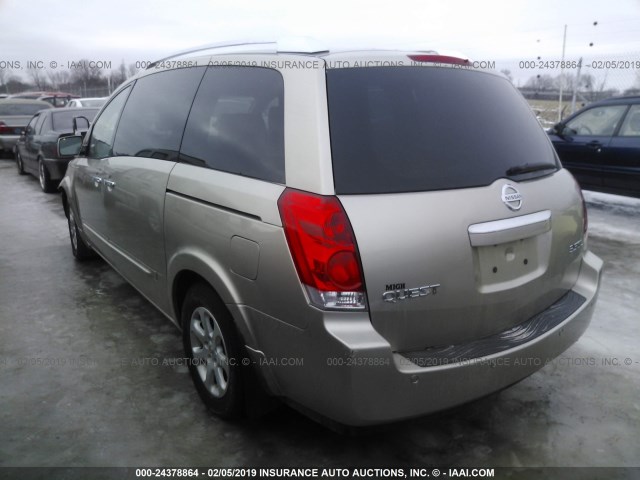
[0,159,638,473]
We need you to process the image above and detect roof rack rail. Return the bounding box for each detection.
[146,37,330,69]
[147,40,275,69]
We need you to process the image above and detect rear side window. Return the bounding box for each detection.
[35,113,49,134]
[180,67,284,184]
[25,114,39,133]
[327,67,558,194]
[113,67,206,161]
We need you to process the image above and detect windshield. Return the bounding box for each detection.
[326,67,558,194]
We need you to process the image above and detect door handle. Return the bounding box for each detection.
[91,175,103,187]
[103,180,116,191]
[587,141,602,152]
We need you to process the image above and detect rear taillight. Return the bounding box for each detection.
[278,188,367,310]
[0,121,13,135]
[580,190,589,237]
[572,178,588,236]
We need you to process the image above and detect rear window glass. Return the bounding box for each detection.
[51,109,99,131]
[326,67,558,194]
[0,103,50,115]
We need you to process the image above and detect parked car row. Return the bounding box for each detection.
[5,91,107,109]
[9,91,80,108]
[0,95,99,190]
[0,99,53,157]
[15,107,99,192]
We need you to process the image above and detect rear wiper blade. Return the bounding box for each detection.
[506,162,557,176]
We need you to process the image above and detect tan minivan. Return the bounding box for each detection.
[58,39,602,426]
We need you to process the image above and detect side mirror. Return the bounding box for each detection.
[72,116,90,136]
[551,122,567,138]
[57,135,83,157]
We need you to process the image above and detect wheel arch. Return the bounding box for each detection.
[171,261,276,408]
[168,250,243,329]
[58,174,74,218]
[60,187,70,218]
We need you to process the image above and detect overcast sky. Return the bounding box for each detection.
[1,0,640,86]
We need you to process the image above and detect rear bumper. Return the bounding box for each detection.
[240,250,603,427]
[0,135,19,152]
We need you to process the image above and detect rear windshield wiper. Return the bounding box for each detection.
[506,162,558,176]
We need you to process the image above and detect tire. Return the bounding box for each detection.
[67,209,94,260]
[182,283,244,418]
[38,158,56,193]
[15,150,25,175]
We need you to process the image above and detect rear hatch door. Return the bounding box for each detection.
[327,64,585,352]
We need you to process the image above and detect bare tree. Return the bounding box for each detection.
[500,69,513,83]
[525,74,555,91]
[107,60,128,90]
[46,70,71,90]
[5,73,31,93]
[127,63,139,79]
[0,68,9,93]
[553,72,575,91]
[27,68,48,90]
[69,59,104,87]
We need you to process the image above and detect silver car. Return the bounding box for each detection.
[0,99,52,156]
[58,40,602,427]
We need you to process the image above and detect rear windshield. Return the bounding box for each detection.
[0,103,49,116]
[52,109,99,131]
[326,67,557,194]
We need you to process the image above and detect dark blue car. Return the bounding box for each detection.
[548,96,640,198]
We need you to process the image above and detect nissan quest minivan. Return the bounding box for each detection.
[58,39,602,427]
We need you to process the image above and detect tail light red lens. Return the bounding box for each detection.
[0,121,14,135]
[278,188,367,310]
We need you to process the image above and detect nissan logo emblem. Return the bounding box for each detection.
[501,184,523,211]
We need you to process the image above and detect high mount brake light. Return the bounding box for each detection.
[408,54,470,66]
[278,188,367,310]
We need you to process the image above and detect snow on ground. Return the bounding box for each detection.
[583,190,640,245]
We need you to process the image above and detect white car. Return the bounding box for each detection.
[65,97,107,108]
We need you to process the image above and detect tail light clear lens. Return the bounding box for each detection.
[580,191,589,240]
[571,176,588,253]
[278,188,367,310]
[573,178,588,236]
